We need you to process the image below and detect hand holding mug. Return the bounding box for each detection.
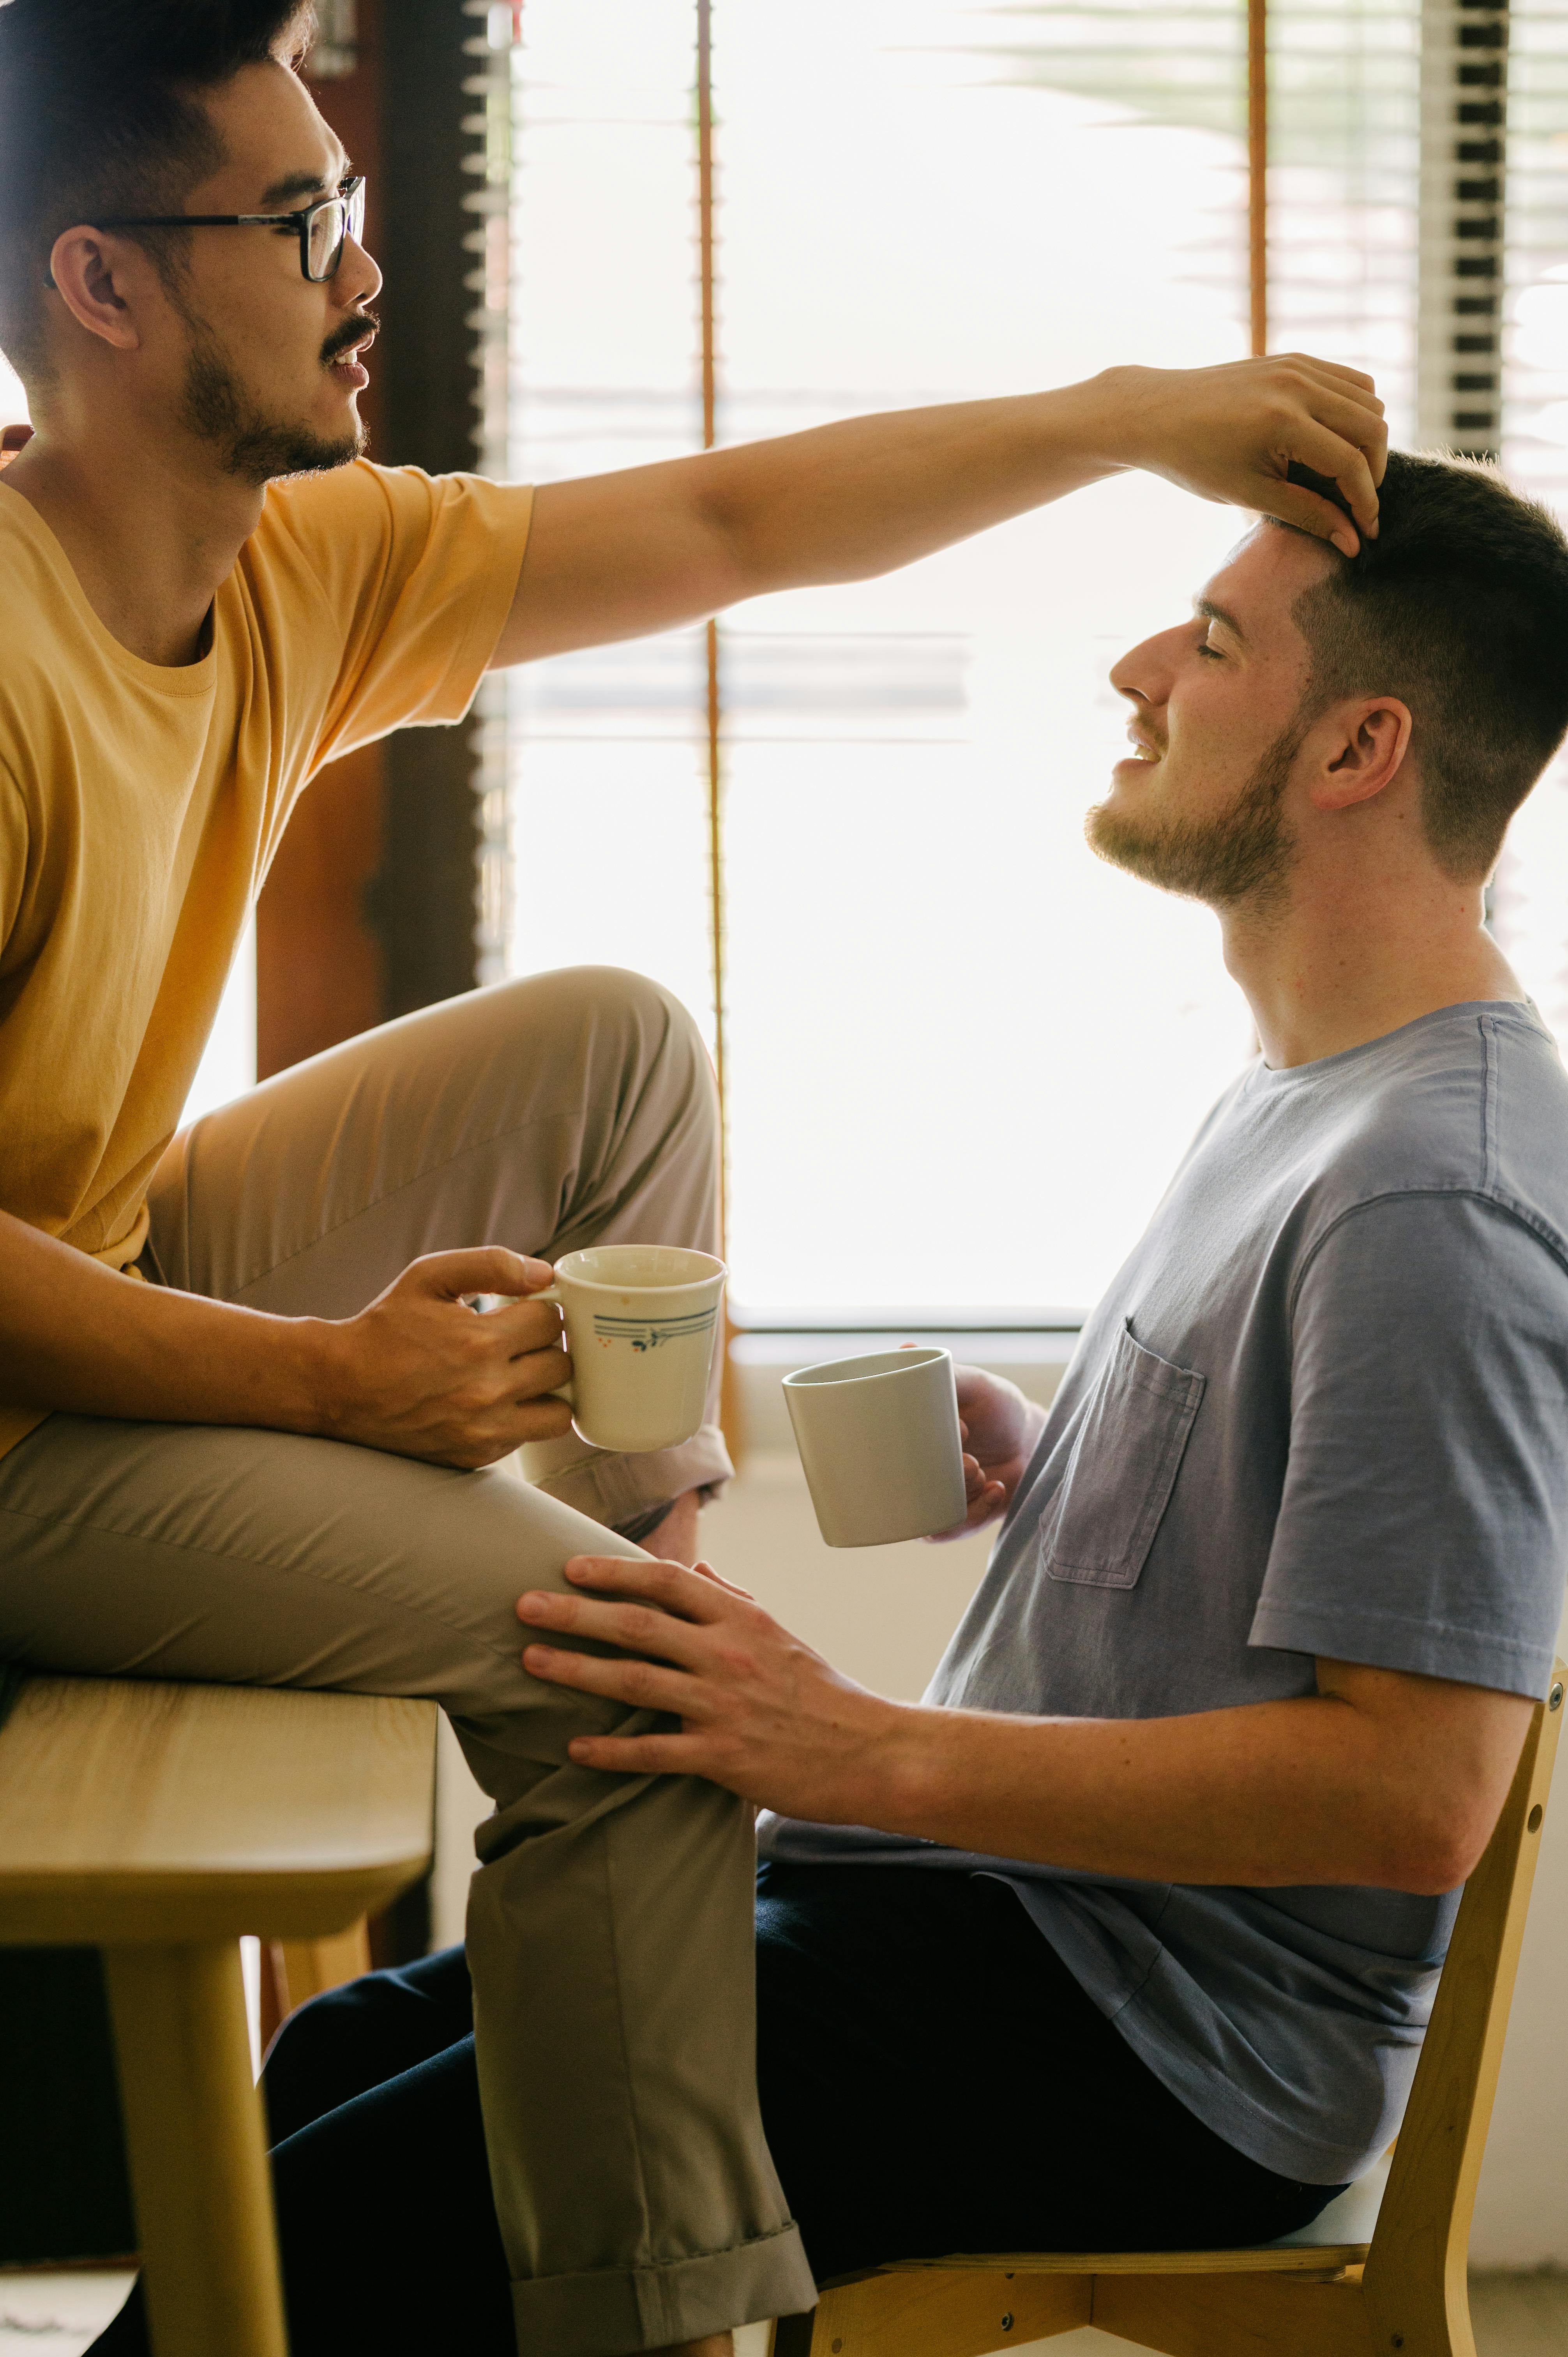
[315,1246,572,1469]
[938,1362,1049,1540]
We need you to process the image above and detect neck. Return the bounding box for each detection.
[1220,846,1525,1070]
[1,407,263,667]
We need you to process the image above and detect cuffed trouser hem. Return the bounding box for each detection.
[519,1421,735,1526]
[510,2222,817,2357]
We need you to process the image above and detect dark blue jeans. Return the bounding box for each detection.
[94,1864,1338,2353]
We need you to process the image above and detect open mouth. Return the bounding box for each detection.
[325,324,377,385]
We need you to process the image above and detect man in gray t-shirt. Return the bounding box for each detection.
[514,446,1568,2282]
[765,995,1568,2184]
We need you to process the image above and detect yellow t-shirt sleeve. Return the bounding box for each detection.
[256,460,534,770]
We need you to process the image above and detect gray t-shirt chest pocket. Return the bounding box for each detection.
[1038,1320,1206,1589]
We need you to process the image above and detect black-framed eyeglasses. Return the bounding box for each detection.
[94,175,366,284]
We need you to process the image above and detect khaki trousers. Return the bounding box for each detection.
[0,967,815,2355]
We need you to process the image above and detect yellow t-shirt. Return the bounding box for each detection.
[0,458,533,1459]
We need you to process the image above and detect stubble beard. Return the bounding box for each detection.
[178,310,366,487]
[1084,719,1305,915]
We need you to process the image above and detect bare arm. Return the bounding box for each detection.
[0,1209,572,1469]
[491,355,1388,668]
[517,1555,1533,1896]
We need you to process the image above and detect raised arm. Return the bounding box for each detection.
[491,355,1387,668]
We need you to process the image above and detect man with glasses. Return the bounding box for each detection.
[0,5,1394,2355]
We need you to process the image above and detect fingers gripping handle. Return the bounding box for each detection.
[530,1282,576,1411]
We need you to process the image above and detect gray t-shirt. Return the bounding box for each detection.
[761,1001,1568,2185]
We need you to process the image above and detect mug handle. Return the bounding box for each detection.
[526,1282,576,1411]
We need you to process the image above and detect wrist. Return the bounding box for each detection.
[861,1699,945,1839]
[284,1315,350,1438]
[1078,362,1164,473]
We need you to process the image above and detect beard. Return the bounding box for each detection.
[1085,720,1304,913]
[177,307,371,487]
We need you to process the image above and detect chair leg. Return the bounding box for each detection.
[274,1920,372,2012]
[102,1940,289,2357]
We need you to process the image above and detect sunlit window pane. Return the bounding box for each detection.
[713,0,1254,1311]
[1496,2,1568,1046]
[497,0,1568,1319]
[501,0,712,1037]
[1267,0,1418,439]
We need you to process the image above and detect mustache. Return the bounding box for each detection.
[321,309,380,366]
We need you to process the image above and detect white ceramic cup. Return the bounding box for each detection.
[782,1346,968,1547]
[533,1244,727,1454]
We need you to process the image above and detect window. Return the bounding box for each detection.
[498,0,1257,1317]
[492,0,1568,1322]
[1494,0,1568,1042]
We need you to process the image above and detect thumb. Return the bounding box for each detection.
[406,1246,555,1302]
[1253,480,1361,558]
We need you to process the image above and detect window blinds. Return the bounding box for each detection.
[484,0,1568,1312]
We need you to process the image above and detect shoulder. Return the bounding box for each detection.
[242,458,408,589]
[0,488,94,772]
[243,460,529,616]
[0,480,75,652]
[1302,1003,1568,1218]
[1288,1004,1568,1300]
[251,460,516,558]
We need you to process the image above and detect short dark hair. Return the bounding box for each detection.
[0,0,315,378]
[1282,450,1568,881]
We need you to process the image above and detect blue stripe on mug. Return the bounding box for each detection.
[592,1307,718,1353]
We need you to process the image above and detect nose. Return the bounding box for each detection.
[337,232,382,311]
[1108,621,1186,712]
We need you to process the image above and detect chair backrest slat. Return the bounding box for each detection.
[1363,1657,1564,2315]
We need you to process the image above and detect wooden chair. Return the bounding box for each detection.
[0,1674,437,2357]
[773,1658,1565,2357]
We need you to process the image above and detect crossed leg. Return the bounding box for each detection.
[0,967,813,2354]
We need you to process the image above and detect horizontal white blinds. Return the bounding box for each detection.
[489,0,1568,1309]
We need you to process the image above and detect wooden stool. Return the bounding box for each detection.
[0,1675,437,2357]
[773,1657,1565,2357]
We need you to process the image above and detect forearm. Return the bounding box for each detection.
[522,1561,1527,1893]
[867,1686,1502,1894]
[699,378,1122,596]
[0,1209,326,1432]
[505,385,1113,662]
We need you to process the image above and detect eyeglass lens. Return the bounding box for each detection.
[308,183,366,280]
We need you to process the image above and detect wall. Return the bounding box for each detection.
[254,6,389,1078]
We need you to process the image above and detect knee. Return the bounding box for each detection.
[261,1958,471,2147]
[263,1984,355,2145]
[553,964,706,1062]
[505,965,713,1119]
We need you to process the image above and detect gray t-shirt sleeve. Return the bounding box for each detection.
[1250,1190,1568,1698]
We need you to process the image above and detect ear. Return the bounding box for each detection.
[46,228,154,355]
[1307,697,1413,813]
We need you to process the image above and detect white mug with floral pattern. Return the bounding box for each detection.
[532,1244,727,1454]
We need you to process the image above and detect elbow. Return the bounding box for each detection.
[1372,1807,1494,1898]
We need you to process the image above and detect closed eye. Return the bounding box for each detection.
[1196,640,1225,661]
